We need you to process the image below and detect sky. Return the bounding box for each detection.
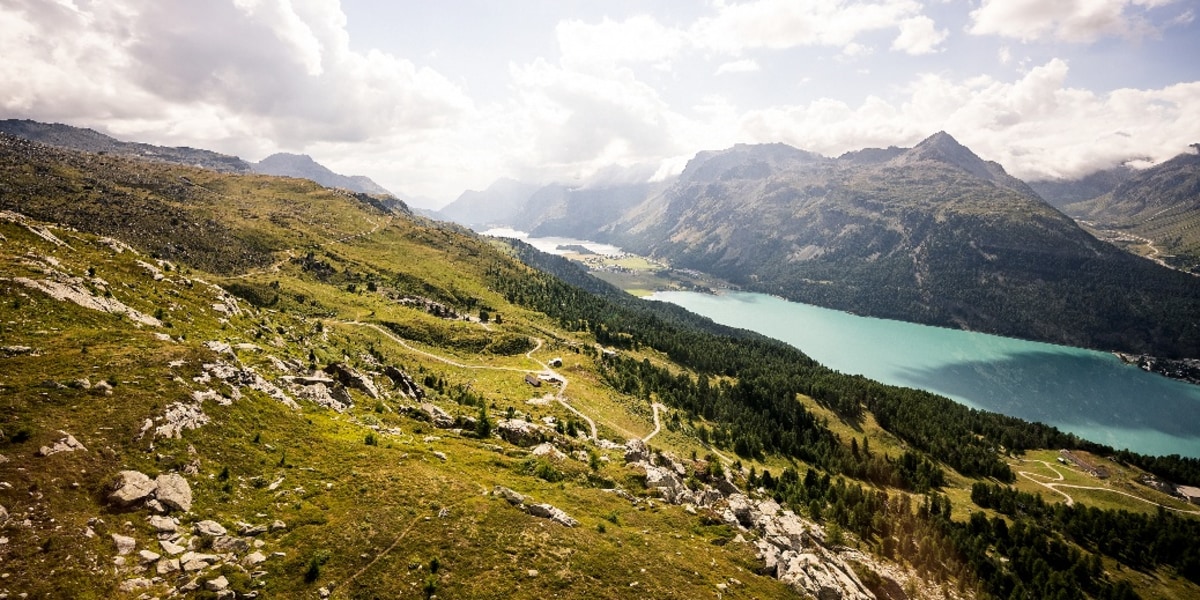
[2,0,1199,208]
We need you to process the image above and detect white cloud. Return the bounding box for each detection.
[733,58,1200,180]
[891,16,948,54]
[556,15,688,69]
[0,0,472,177]
[969,0,1181,43]
[691,0,925,52]
[715,59,762,75]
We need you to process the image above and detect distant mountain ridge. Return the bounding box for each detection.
[251,152,395,196]
[0,119,398,199]
[0,118,253,173]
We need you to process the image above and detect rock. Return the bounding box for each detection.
[324,362,380,399]
[0,505,7,522]
[149,515,177,533]
[160,539,186,555]
[496,419,545,447]
[527,569,539,577]
[420,402,455,428]
[270,519,287,532]
[239,522,268,536]
[318,587,331,598]
[36,430,87,456]
[526,503,579,527]
[154,473,192,512]
[145,498,167,514]
[112,533,136,555]
[118,578,152,593]
[383,365,425,400]
[624,438,649,463]
[211,535,250,553]
[156,558,181,575]
[494,486,524,505]
[295,382,351,412]
[531,443,567,461]
[243,551,268,566]
[643,464,690,504]
[138,549,161,563]
[194,520,227,537]
[205,575,229,591]
[432,451,448,461]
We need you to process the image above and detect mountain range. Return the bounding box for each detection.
[0,119,397,198]
[445,133,1200,359]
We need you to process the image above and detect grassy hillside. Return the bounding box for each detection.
[2,134,1199,599]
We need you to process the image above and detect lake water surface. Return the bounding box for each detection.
[649,290,1200,458]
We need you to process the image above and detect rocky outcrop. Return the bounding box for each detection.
[294,382,351,412]
[624,447,878,600]
[36,430,86,456]
[624,438,649,463]
[324,362,380,399]
[383,365,425,400]
[420,403,455,428]
[494,486,578,527]
[496,419,546,447]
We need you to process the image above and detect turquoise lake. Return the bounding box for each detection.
[648,290,1200,458]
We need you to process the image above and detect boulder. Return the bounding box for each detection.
[526,503,579,527]
[496,419,545,447]
[155,473,192,512]
[624,438,649,463]
[323,363,380,399]
[383,366,425,400]
[138,549,161,564]
[269,519,287,532]
[37,431,87,456]
[205,575,230,592]
[160,539,186,555]
[243,551,268,567]
[149,515,177,533]
[118,578,152,593]
[111,533,136,555]
[494,486,525,505]
[420,403,455,428]
[212,535,250,554]
[110,470,157,505]
[531,443,567,461]
[156,558,181,575]
[194,520,227,537]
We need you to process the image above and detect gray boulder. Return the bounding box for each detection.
[421,403,455,428]
[496,419,545,447]
[109,470,157,506]
[194,520,227,537]
[324,362,380,399]
[155,473,192,512]
[624,438,649,463]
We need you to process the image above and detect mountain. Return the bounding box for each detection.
[600,132,1200,358]
[435,178,540,228]
[1028,165,1134,209]
[0,118,253,173]
[1050,148,1200,273]
[252,152,394,196]
[3,132,1200,599]
[515,181,662,238]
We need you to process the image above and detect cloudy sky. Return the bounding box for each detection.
[2,0,1199,208]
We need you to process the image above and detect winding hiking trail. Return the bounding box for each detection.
[338,321,598,440]
[1013,459,1200,515]
[643,403,665,442]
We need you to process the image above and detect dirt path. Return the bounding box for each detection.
[339,321,598,440]
[1013,459,1200,515]
[643,403,665,442]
